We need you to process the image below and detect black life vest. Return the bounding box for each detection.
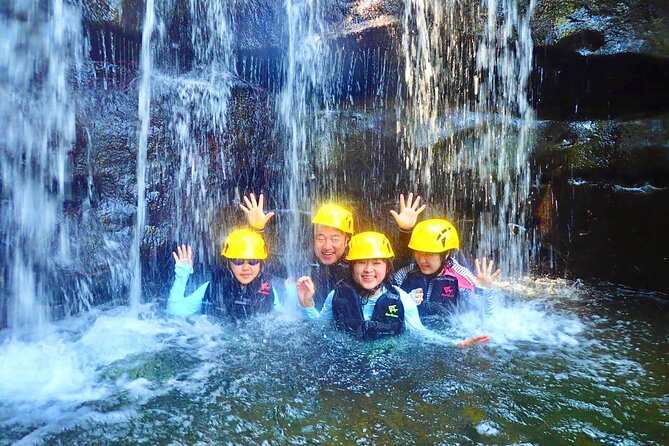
[400,266,460,316]
[310,261,349,311]
[331,281,404,340]
[202,271,275,320]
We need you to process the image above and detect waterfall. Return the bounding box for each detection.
[0,0,540,326]
[399,0,536,276]
[474,0,537,275]
[278,0,332,276]
[0,0,83,330]
[131,0,238,300]
[129,0,156,309]
[167,0,236,261]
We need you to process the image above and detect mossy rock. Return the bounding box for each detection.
[103,349,198,382]
[533,0,669,57]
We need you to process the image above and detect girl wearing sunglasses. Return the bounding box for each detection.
[167,229,281,320]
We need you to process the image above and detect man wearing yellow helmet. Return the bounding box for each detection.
[166,229,282,320]
[295,231,428,339]
[307,202,356,308]
[240,193,355,310]
[241,193,427,312]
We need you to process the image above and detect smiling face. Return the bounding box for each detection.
[414,251,445,275]
[314,225,350,266]
[351,259,388,291]
[229,260,261,285]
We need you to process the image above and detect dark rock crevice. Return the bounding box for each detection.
[533,47,669,120]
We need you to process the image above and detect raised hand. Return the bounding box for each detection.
[456,334,490,347]
[240,193,275,230]
[474,257,501,288]
[172,244,193,269]
[389,192,427,231]
[296,276,315,309]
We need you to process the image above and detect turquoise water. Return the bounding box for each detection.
[1,279,666,445]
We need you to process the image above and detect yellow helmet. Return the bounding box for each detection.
[346,231,394,261]
[312,203,354,235]
[221,229,268,259]
[408,219,459,253]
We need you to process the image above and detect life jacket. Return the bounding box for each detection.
[400,263,462,316]
[202,271,274,320]
[331,281,404,340]
[310,260,349,311]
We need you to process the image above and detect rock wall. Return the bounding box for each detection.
[59,0,669,317]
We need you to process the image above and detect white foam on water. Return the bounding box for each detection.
[118,377,156,400]
[476,420,500,436]
[0,303,241,446]
[0,305,220,421]
[613,183,667,194]
[0,336,105,405]
[448,278,586,348]
[77,307,179,365]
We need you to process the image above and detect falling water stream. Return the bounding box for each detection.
[161,0,237,263]
[0,0,83,330]
[399,0,536,276]
[129,0,155,309]
[0,0,666,444]
[278,0,333,277]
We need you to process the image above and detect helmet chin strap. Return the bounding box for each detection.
[435,252,452,277]
[355,282,384,303]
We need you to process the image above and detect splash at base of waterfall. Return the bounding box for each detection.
[1,279,666,445]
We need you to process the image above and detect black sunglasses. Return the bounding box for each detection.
[230,259,261,266]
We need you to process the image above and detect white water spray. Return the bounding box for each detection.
[400,0,537,276]
[474,0,537,275]
[169,0,236,257]
[279,0,332,275]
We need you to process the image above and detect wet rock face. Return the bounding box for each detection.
[532,0,669,57]
[49,62,277,324]
[533,48,669,120]
[337,0,401,37]
[530,2,669,121]
[81,0,669,56]
[532,118,669,292]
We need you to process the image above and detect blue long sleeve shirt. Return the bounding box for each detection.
[166,263,280,317]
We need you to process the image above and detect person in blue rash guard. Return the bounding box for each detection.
[166,229,281,320]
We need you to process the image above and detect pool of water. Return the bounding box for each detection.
[1,279,667,445]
